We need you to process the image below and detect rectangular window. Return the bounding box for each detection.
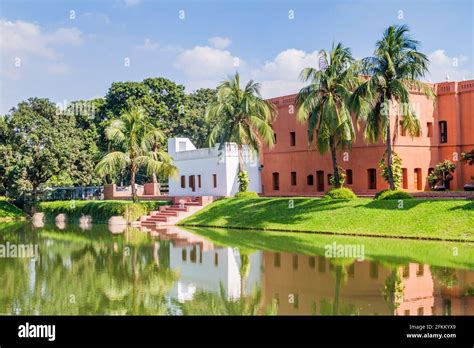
[417,264,424,276]
[399,121,406,136]
[417,307,424,316]
[274,133,277,144]
[290,132,296,146]
[370,262,379,279]
[439,121,447,143]
[181,249,187,261]
[190,246,197,263]
[327,174,333,185]
[213,174,217,188]
[348,263,355,277]
[346,169,353,185]
[292,254,298,270]
[427,122,433,138]
[197,175,201,188]
[307,174,314,186]
[414,168,422,190]
[318,256,326,273]
[402,168,408,189]
[189,175,195,192]
[272,172,280,191]
[316,171,324,192]
[274,253,281,268]
[403,265,410,278]
[308,257,315,268]
[291,171,297,186]
[368,169,377,190]
[180,175,186,188]
[214,252,219,267]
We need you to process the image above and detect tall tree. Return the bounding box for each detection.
[206,73,276,192]
[350,25,432,189]
[95,108,177,201]
[296,43,358,188]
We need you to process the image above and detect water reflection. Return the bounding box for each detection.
[0,223,472,315]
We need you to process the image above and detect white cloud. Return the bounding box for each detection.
[208,36,231,49]
[137,38,160,51]
[427,49,471,82]
[175,45,242,79]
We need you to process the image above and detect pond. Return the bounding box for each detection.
[0,222,473,315]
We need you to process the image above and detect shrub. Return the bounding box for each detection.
[238,170,250,192]
[234,191,259,199]
[376,190,413,200]
[379,151,403,189]
[374,189,391,200]
[324,188,357,199]
[36,200,170,223]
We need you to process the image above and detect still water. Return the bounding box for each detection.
[0,222,473,315]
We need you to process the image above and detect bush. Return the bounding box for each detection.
[375,190,413,200]
[36,200,170,223]
[234,191,259,199]
[324,188,357,199]
[374,189,391,200]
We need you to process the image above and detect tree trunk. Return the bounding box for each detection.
[330,137,341,188]
[130,166,138,202]
[237,144,245,173]
[152,173,157,184]
[386,120,395,190]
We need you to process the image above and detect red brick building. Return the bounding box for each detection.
[261,80,474,195]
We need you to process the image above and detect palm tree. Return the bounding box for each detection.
[206,72,276,192]
[350,25,433,189]
[95,108,177,201]
[296,43,358,188]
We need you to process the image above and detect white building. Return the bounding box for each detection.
[168,137,262,197]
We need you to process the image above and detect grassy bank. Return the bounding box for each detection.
[37,200,170,223]
[180,197,474,241]
[184,227,474,270]
[0,197,27,222]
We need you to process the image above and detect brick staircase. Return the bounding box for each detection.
[135,196,214,228]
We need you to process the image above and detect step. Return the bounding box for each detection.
[157,211,179,216]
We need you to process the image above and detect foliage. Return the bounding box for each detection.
[0,98,99,201]
[36,200,169,223]
[183,88,217,147]
[375,190,413,200]
[237,171,250,192]
[430,266,458,288]
[0,198,27,221]
[329,166,346,188]
[378,152,403,190]
[234,191,259,199]
[427,160,456,189]
[374,189,391,200]
[350,25,432,189]
[296,43,358,188]
[95,108,178,201]
[461,149,474,166]
[324,187,357,199]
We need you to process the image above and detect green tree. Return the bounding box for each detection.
[0,98,97,201]
[296,43,358,188]
[183,88,217,147]
[206,73,276,192]
[350,25,432,190]
[95,108,177,201]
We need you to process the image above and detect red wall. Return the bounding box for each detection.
[261,80,474,195]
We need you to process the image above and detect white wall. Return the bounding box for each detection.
[168,137,261,197]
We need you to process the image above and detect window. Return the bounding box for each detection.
[417,264,424,276]
[404,310,410,316]
[427,122,433,138]
[274,253,281,268]
[318,256,326,273]
[439,121,447,143]
[327,174,332,185]
[368,169,377,190]
[213,174,217,188]
[189,175,195,192]
[307,174,314,186]
[370,262,379,279]
[291,171,297,186]
[272,172,280,191]
[308,257,315,268]
[402,168,408,189]
[417,307,424,316]
[290,132,296,146]
[180,175,186,188]
[190,246,197,263]
[274,133,277,144]
[214,253,219,267]
[403,265,410,278]
[399,121,406,136]
[316,171,324,192]
[198,175,201,188]
[414,168,422,190]
[292,254,298,270]
[181,249,187,261]
[346,169,353,185]
[178,141,187,151]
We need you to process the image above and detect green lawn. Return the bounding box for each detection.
[184,226,474,270]
[179,197,474,241]
[0,198,27,221]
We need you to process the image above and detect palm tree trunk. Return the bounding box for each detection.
[330,137,341,188]
[386,121,395,190]
[130,166,138,202]
[237,145,245,172]
[152,173,157,184]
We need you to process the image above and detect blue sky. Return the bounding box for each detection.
[1,0,473,114]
